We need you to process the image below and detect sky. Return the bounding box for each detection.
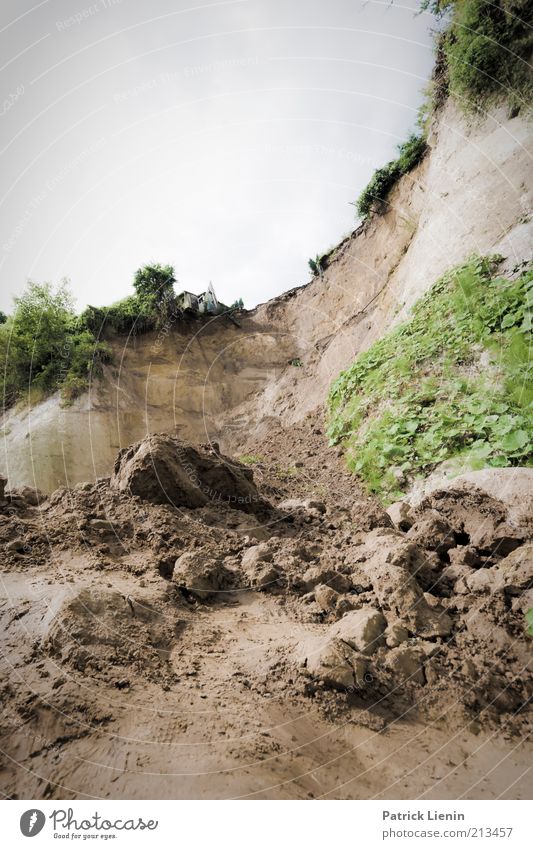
[0,0,437,313]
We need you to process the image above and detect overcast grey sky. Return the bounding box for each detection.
[0,0,436,312]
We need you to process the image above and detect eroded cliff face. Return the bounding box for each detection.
[2,99,532,492]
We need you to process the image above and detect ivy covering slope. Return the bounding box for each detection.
[327,257,533,502]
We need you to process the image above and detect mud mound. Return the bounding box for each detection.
[44,587,181,684]
[111,433,270,515]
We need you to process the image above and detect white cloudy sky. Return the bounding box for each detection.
[0,0,437,312]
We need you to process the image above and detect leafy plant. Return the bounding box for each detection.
[308,254,328,276]
[526,608,533,638]
[327,257,533,502]
[421,0,533,113]
[356,134,427,219]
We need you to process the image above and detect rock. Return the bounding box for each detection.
[244,561,281,591]
[387,501,414,531]
[278,498,326,518]
[335,597,356,617]
[300,565,351,594]
[172,552,233,600]
[385,623,409,648]
[350,500,393,532]
[359,528,453,637]
[111,434,269,515]
[497,544,533,595]
[89,519,115,531]
[330,607,386,655]
[447,545,481,568]
[464,568,503,594]
[385,646,426,685]
[241,543,273,569]
[407,511,455,553]
[0,475,6,500]
[300,636,369,691]
[6,538,24,552]
[314,584,340,612]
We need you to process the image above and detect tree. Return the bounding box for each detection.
[12,280,74,377]
[133,263,176,310]
[0,310,7,325]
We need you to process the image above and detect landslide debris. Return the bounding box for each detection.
[0,425,532,800]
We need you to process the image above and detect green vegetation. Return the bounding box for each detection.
[239,455,264,465]
[0,311,7,325]
[355,134,427,220]
[327,257,533,502]
[1,263,179,408]
[289,358,303,367]
[0,281,111,407]
[420,0,533,113]
[79,263,178,336]
[527,608,533,637]
[308,254,328,277]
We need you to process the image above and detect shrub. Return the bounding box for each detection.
[421,0,533,113]
[327,257,533,502]
[356,134,427,219]
[0,281,111,408]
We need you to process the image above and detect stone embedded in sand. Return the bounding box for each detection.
[385,646,426,685]
[241,542,273,569]
[110,433,269,515]
[300,565,351,594]
[301,636,368,691]
[172,551,233,600]
[360,528,452,638]
[385,622,410,648]
[278,498,326,518]
[330,607,386,655]
[314,584,340,612]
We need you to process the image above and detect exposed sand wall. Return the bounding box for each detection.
[2,99,532,491]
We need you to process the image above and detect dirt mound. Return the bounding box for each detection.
[111,433,270,516]
[44,587,181,684]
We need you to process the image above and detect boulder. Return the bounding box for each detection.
[330,607,386,655]
[359,529,452,637]
[111,434,269,515]
[300,636,369,690]
[0,475,6,501]
[172,551,233,600]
